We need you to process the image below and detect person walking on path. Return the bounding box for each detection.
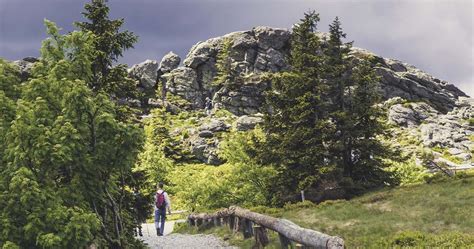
[154,182,171,236]
[204,97,213,116]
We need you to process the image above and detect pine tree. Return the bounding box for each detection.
[75,0,138,99]
[258,11,334,204]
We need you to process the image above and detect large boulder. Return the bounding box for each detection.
[199,118,231,132]
[163,67,206,107]
[159,51,181,73]
[235,115,264,131]
[183,118,232,165]
[13,57,38,81]
[388,102,437,127]
[128,59,159,89]
[189,136,221,165]
[419,106,473,151]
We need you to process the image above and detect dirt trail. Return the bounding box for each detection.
[138,222,236,249]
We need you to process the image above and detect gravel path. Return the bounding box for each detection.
[138,222,237,249]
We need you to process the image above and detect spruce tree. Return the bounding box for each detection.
[213,38,235,88]
[324,17,354,178]
[75,0,138,99]
[324,18,394,189]
[259,11,334,204]
[349,61,394,187]
[0,21,144,248]
[0,59,21,164]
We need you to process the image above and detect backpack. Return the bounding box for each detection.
[155,191,166,209]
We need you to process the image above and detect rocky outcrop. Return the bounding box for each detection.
[159,52,180,73]
[132,26,472,166]
[182,118,231,165]
[375,61,465,113]
[388,97,473,164]
[137,27,466,116]
[212,75,270,115]
[419,98,473,153]
[162,26,291,113]
[128,59,159,90]
[13,57,38,81]
[388,102,437,127]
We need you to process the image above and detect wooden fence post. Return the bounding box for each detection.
[213,217,222,226]
[188,206,344,248]
[197,218,203,227]
[233,216,240,233]
[253,224,269,248]
[243,219,253,239]
[279,233,292,249]
[229,215,235,230]
[188,218,194,227]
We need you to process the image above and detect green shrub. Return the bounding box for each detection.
[391,230,425,246]
[2,242,20,249]
[423,172,451,184]
[283,200,317,210]
[467,118,474,126]
[167,128,276,211]
[386,157,430,185]
[388,231,474,247]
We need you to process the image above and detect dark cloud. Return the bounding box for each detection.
[0,0,472,96]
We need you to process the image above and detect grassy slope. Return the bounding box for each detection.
[176,174,474,248]
[281,176,474,247]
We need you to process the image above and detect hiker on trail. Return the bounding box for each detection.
[154,182,171,236]
[204,97,212,115]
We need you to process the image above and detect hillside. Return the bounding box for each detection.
[177,172,474,248]
[128,27,473,168]
[12,27,473,170]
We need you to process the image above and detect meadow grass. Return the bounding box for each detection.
[176,172,474,248]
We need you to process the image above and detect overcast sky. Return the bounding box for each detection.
[1,0,472,96]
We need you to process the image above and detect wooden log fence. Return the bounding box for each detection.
[187,206,344,249]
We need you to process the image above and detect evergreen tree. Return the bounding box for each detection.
[0,21,144,248]
[324,17,395,189]
[212,38,242,88]
[75,0,138,99]
[258,11,334,204]
[0,59,21,164]
[324,17,354,179]
[213,38,235,88]
[348,61,395,187]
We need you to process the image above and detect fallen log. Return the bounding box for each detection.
[230,206,344,249]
